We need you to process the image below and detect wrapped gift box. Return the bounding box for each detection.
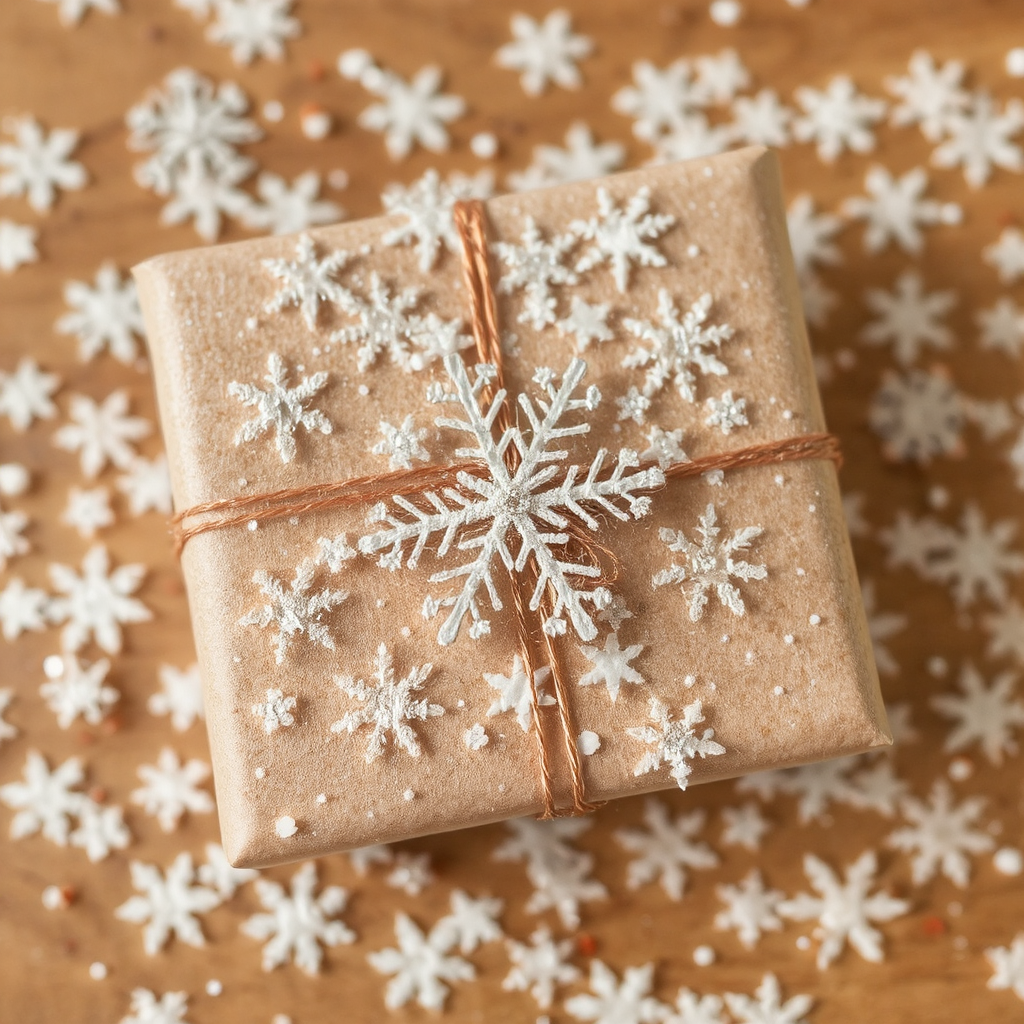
[135,146,888,869]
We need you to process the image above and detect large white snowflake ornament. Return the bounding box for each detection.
[653,503,766,621]
[627,697,726,790]
[228,353,331,463]
[570,186,675,292]
[331,642,442,762]
[241,862,355,974]
[360,356,663,645]
[0,116,87,212]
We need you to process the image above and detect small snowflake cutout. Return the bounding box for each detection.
[371,415,430,470]
[495,10,593,96]
[130,747,214,833]
[0,116,87,212]
[627,697,726,790]
[252,688,297,733]
[261,234,352,330]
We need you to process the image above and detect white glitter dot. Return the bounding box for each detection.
[238,478,248,488]
[994,847,1023,876]
[263,100,284,122]
[1007,47,1024,77]
[327,168,349,190]
[358,384,369,396]
[809,614,821,625]
[301,109,332,140]
[683,674,696,687]
[782,409,793,420]
[88,962,107,980]
[316,793,327,804]
[497,782,506,792]
[275,815,297,838]
[745,651,754,663]
[470,131,499,159]
[43,655,64,679]
[808,503,816,512]
[773,685,784,696]
[255,766,266,779]
[41,885,69,910]
[783,634,795,645]
[247,520,258,532]
[686,243,700,258]
[578,731,601,755]
[245,317,258,331]
[206,980,223,997]
[795,935,811,950]
[721,634,730,643]
[338,48,373,79]
[693,944,716,966]
[403,789,415,801]
[774,473,785,485]
[947,757,973,782]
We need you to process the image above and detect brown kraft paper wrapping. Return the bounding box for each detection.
[134,146,890,869]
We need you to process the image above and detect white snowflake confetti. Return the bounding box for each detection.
[315,532,357,572]
[720,802,770,851]
[565,960,667,1024]
[331,642,441,762]
[53,390,151,478]
[158,153,252,241]
[793,76,886,162]
[40,653,118,728]
[614,798,717,900]
[117,454,173,516]
[131,747,214,833]
[556,297,614,353]
[860,271,956,365]
[885,50,969,141]
[729,88,793,147]
[977,297,1024,358]
[715,869,786,949]
[0,358,58,431]
[115,852,220,955]
[982,599,1024,667]
[148,663,204,732]
[49,544,151,654]
[570,186,675,292]
[579,631,644,702]
[931,92,1024,188]
[70,797,131,862]
[779,851,910,969]
[261,234,352,330]
[641,426,688,470]
[786,194,843,277]
[495,9,592,96]
[433,889,504,954]
[56,263,145,366]
[368,912,475,1010]
[484,654,555,732]
[627,697,726,791]
[386,851,435,895]
[252,688,297,733]
[507,122,624,191]
[197,842,258,898]
[0,219,38,273]
[242,171,342,234]
[62,485,114,538]
[984,226,1024,284]
[370,415,430,470]
[361,356,662,644]
[241,862,355,974]
[987,934,1024,1002]
[0,750,85,845]
[119,988,188,1024]
[205,0,300,65]
[228,353,331,463]
[724,973,813,1024]
[0,577,50,641]
[0,116,87,212]
[503,926,579,1009]
[869,367,965,463]
[612,59,706,142]
[239,557,348,664]
[496,216,578,330]
[704,390,748,434]
[931,662,1024,765]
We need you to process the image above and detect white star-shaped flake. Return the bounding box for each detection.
[0,116,87,212]
[495,10,593,96]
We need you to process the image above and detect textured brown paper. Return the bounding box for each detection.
[134,147,889,869]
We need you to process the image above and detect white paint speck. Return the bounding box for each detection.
[263,100,284,122]
[403,789,415,801]
[43,655,64,679]
[470,132,499,159]
[247,520,258,532]
[316,793,327,805]
[1006,47,1024,77]
[578,731,601,755]
[255,766,266,779]
[206,979,223,997]
[994,847,1023,876]
[686,244,700,258]
[301,108,333,140]
[693,945,716,966]
[948,757,973,782]
[783,634,795,645]
[42,885,70,910]
[275,815,297,838]
[773,685,785,696]
[88,962,107,980]
[809,614,821,625]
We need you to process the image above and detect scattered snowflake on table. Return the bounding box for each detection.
[507,122,624,191]
[119,988,188,1024]
[665,988,729,1024]
[361,356,663,644]
[792,76,886,161]
[205,0,300,65]
[977,297,1024,358]
[503,925,579,1009]
[252,688,296,733]
[386,851,435,895]
[786,194,843,277]
[34,0,120,25]
[628,698,726,790]
[40,652,117,728]
[0,577,50,640]
[495,216,578,330]
[738,758,859,824]
[53,389,151,478]
[859,271,956,366]
[724,973,813,1024]
[842,166,961,254]
[556,297,614,353]
[241,861,355,974]
[0,490,29,570]
[62,485,114,537]
[930,662,1024,765]
[622,291,733,408]
[565,960,666,1024]
[779,851,910,969]
[0,358,57,430]
[649,115,732,164]
[846,759,910,818]
[0,219,38,273]
[984,226,1024,284]
[115,852,220,955]
[695,48,750,102]
[653,503,766,621]
[381,168,493,271]
[931,92,1024,188]
[578,631,644,702]
[131,747,214,833]
[869,367,967,463]
[612,59,706,142]
[986,933,1024,1002]
[885,50,969,141]
[262,234,352,331]
[48,544,151,654]
[126,66,261,199]
[350,845,395,875]
[347,55,466,160]
[117,454,172,516]
[434,890,504,954]
[148,663,203,732]
[495,9,592,96]
[729,89,793,147]
[614,798,717,900]
[715,869,785,949]
[720,801,770,850]
[484,655,555,732]
[70,797,131,862]
[983,599,1024,666]
[368,912,475,1010]
[887,779,994,887]
[331,642,441,762]
[0,689,16,745]
[0,116,87,212]
[197,842,258,898]
[56,263,144,366]
[242,170,342,234]
[570,186,675,293]
[240,557,348,664]
[0,750,85,845]
[860,579,907,676]
[228,353,331,463]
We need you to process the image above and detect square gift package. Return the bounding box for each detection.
[134,145,889,869]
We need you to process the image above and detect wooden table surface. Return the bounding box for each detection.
[2,1,1023,1022]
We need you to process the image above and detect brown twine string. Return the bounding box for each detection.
[171,198,843,820]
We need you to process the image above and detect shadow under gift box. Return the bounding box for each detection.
[134,145,889,869]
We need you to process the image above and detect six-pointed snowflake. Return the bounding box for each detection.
[503,925,579,1009]
[119,988,189,1024]
[53,390,151,478]
[243,170,342,235]
[40,652,118,728]
[931,662,1024,764]
[628,697,726,791]
[0,219,38,273]
[130,747,214,833]
[56,263,145,365]
[433,889,504,954]
[715,869,786,949]
[984,226,1024,284]
[148,663,204,731]
[793,76,886,162]
[70,797,131,862]
[507,122,624,191]
[252,687,297,733]
[0,116,87,212]
[931,92,1024,188]
[262,234,352,330]
[724,973,813,1024]
[0,358,59,430]
[0,750,85,845]
[205,0,300,65]
[612,59,707,142]
[565,960,667,1024]
[495,9,592,97]
[241,861,355,974]
[495,216,579,329]
[987,933,1024,1002]
[885,50,970,141]
[578,631,644,702]
[860,271,956,365]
